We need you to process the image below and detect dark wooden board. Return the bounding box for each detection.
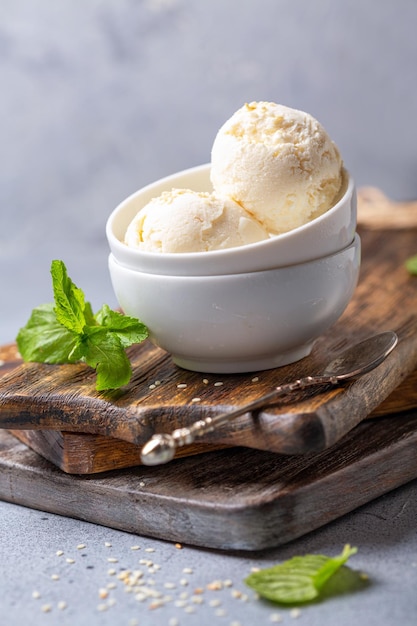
[1,190,417,474]
[0,413,417,551]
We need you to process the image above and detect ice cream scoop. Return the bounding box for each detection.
[124,188,269,253]
[211,101,343,234]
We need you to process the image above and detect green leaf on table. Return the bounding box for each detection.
[405,254,417,275]
[16,260,149,391]
[244,544,358,605]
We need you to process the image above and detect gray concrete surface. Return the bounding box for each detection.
[1,1,417,624]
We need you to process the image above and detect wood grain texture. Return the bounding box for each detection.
[0,189,417,474]
[0,414,417,551]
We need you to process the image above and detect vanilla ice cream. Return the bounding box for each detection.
[210,101,343,234]
[124,188,269,253]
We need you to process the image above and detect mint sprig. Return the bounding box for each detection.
[244,544,358,605]
[16,260,148,391]
[405,254,417,275]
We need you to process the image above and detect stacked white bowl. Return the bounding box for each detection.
[106,164,360,373]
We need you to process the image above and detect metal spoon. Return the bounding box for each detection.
[140,331,398,466]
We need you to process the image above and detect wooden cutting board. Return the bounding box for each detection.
[1,190,417,476]
[0,189,417,550]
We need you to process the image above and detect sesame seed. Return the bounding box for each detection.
[154,380,162,386]
[104,541,112,547]
[107,557,118,563]
[209,599,222,607]
[191,397,201,403]
[149,384,156,390]
[55,550,64,557]
[139,481,146,487]
[164,582,176,589]
[66,558,75,564]
[251,376,259,382]
[250,566,260,572]
[177,383,187,389]
[169,618,180,626]
[223,579,233,587]
[184,605,196,613]
[215,608,227,617]
[175,599,187,607]
[213,381,223,387]
[180,578,188,586]
[175,543,183,549]
[98,588,109,599]
[290,608,301,619]
[41,604,52,613]
[97,603,108,612]
[203,378,209,384]
[231,622,243,626]
[32,591,41,599]
[193,587,204,594]
[145,547,155,553]
[270,613,283,622]
[179,591,189,600]
[231,590,242,598]
[182,567,193,574]
[77,543,86,550]
[107,582,117,590]
[51,574,60,581]
[207,580,223,590]
[57,601,67,611]
[131,545,140,550]
[108,568,117,576]
[192,595,204,604]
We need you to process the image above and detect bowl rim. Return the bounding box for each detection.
[109,233,361,280]
[106,163,355,274]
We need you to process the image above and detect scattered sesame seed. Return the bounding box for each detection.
[175,543,183,549]
[32,591,41,600]
[203,378,209,384]
[177,383,187,389]
[182,567,193,574]
[230,622,242,626]
[55,550,64,557]
[57,601,67,611]
[108,568,117,576]
[290,608,301,619]
[213,381,223,387]
[145,547,155,553]
[191,397,201,403]
[51,574,60,581]
[251,376,259,382]
[66,558,75,564]
[179,591,189,600]
[41,604,52,613]
[168,618,180,626]
[104,541,112,547]
[184,605,196,613]
[139,481,146,487]
[107,557,118,563]
[231,590,242,599]
[209,598,222,607]
[270,614,283,623]
[107,582,117,590]
[97,603,108,612]
[108,597,117,607]
[250,566,260,572]
[77,543,86,550]
[207,580,223,590]
[129,620,139,626]
[149,383,156,389]
[164,582,176,589]
[194,587,204,594]
[131,545,140,550]
[180,578,188,586]
[191,595,204,604]
[98,588,109,599]
[223,579,233,587]
[175,599,187,608]
[215,608,227,617]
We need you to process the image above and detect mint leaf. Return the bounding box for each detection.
[405,254,417,275]
[51,259,87,333]
[79,330,133,391]
[16,260,149,390]
[244,545,357,604]
[94,304,148,348]
[16,303,79,363]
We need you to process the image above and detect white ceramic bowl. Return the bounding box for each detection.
[108,234,361,373]
[106,163,356,276]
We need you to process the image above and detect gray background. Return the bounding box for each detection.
[1,1,417,625]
